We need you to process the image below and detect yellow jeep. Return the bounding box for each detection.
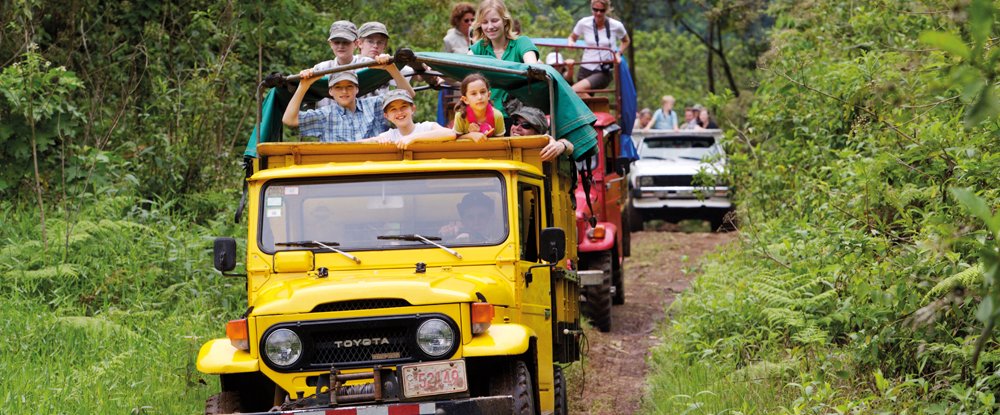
[199,51,598,415]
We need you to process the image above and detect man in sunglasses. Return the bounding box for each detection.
[509,106,574,161]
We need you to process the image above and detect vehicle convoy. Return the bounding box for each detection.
[198,51,599,414]
[627,129,731,231]
[533,39,639,332]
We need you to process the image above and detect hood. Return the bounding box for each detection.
[250,267,515,316]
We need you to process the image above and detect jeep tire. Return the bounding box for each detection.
[489,360,536,415]
[581,253,613,332]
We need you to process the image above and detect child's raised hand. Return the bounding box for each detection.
[374,54,392,66]
[297,69,319,86]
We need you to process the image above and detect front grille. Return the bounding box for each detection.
[261,314,458,372]
[312,299,411,313]
[312,326,412,366]
[651,175,693,186]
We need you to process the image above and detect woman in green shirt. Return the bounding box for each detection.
[468,0,540,116]
[469,0,539,64]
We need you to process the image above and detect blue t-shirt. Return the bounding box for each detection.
[298,95,389,142]
[650,108,677,130]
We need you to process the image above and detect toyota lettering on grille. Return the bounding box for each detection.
[332,337,391,348]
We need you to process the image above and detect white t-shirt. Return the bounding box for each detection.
[313,55,374,107]
[572,17,627,71]
[377,121,439,142]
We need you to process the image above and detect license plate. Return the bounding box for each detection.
[400,360,467,398]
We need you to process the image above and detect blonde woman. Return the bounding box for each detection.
[469,0,539,63]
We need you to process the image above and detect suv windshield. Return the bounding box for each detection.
[259,173,507,252]
[639,136,720,161]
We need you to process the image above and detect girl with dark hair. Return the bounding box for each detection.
[453,73,506,142]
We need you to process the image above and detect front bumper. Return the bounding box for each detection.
[632,193,733,209]
[235,396,514,415]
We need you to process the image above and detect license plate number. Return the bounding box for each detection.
[400,360,467,398]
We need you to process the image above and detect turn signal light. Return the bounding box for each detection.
[226,319,250,351]
[587,224,606,240]
[471,302,494,334]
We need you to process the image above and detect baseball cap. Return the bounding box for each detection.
[327,71,359,88]
[510,106,548,132]
[358,22,389,39]
[328,20,358,41]
[381,89,414,111]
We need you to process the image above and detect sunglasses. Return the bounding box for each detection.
[511,119,536,129]
[463,18,475,23]
[592,7,606,13]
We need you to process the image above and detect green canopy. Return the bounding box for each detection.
[245,51,597,161]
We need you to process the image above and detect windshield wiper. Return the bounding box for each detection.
[377,234,462,259]
[642,155,665,160]
[679,156,703,161]
[275,240,361,264]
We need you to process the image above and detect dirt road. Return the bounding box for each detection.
[567,230,737,415]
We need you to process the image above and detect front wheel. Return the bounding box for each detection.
[626,201,643,232]
[489,360,536,415]
[581,253,613,332]
[205,391,240,415]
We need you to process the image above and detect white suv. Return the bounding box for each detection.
[627,129,732,230]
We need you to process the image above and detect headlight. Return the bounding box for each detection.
[416,319,455,357]
[638,176,654,187]
[264,328,302,367]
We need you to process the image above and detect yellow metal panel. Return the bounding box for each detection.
[196,338,259,374]
[273,251,314,273]
[463,324,535,356]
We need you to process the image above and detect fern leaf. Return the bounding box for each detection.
[922,264,982,304]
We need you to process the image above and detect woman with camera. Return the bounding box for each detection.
[566,0,630,96]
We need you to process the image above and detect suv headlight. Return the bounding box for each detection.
[638,176,654,187]
[416,318,455,357]
[264,328,302,367]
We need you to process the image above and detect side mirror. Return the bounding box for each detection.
[213,237,237,272]
[539,227,566,263]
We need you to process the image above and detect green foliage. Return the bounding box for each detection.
[0,193,245,412]
[644,0,1000,412]
[0,46,82,192]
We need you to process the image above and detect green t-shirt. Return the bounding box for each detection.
[469,37,540,116]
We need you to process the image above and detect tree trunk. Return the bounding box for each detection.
[706,20,715,94]
[716,23,740,97]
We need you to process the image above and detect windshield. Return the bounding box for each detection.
[259,173,508,253]
[638,136,720,160]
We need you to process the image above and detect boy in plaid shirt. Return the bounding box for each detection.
[282,55,414,142]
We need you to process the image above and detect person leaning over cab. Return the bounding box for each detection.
[444,2,476,54]
[281,55,415,142]
[509,106,574,162]
[469,0,539,64]
[567,0,630,95]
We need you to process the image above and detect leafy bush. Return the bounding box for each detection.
[644,0,1000,412]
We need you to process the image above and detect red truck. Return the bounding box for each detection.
[533,39,639,332]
